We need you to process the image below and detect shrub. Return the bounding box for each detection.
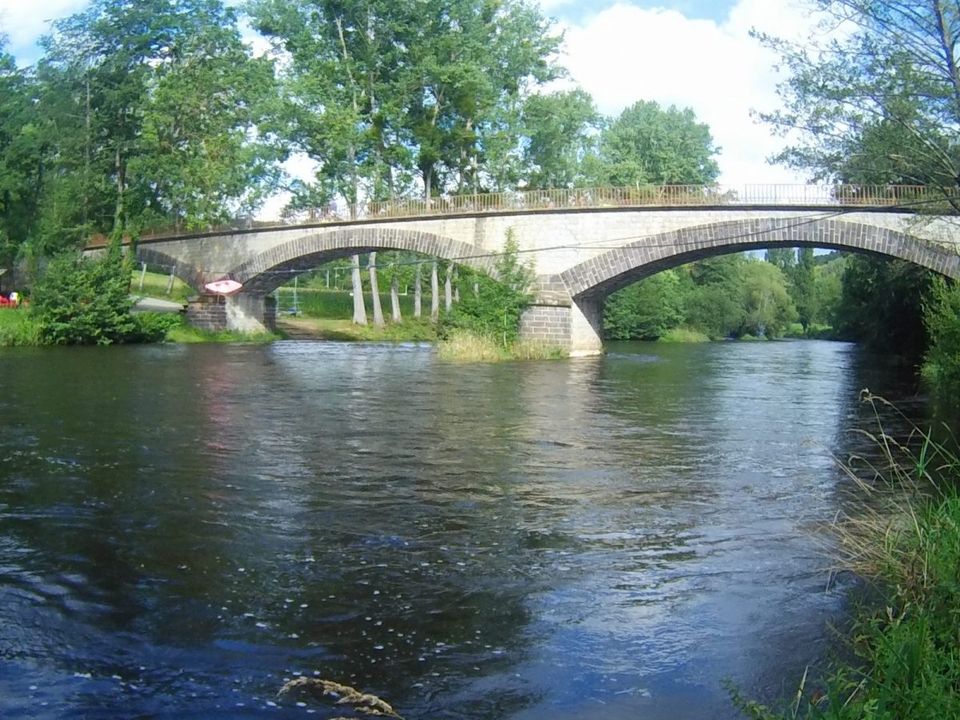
[922,278,960,399]
[30,241,137,345]
[440,232,534,345]
[129,312,184,342]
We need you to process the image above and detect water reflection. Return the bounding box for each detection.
[0,340,927,718]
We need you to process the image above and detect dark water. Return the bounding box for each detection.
[0,340,925,719]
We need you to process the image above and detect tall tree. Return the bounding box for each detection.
[402,0,561,197]
[249,0,412,208]
[765,248,796,272]
[250,0,562,206]
[368,251,384,327]
[430,259,439,322]
[414,262,422,318]
[37,0,282,240]
[589,100,720,187]
[755,1,960,198]
[792,247,817,332]
[0,40,44,264]
[351,253,367,324]
[521,89,600,189]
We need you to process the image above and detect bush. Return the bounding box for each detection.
[439,232,534,345]
[129,312,184,342]
[922,278,960,398]
[0,310,41,346]
[30,241,137,345]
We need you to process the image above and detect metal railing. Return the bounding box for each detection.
[88,184,955,246]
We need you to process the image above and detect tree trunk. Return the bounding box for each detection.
[453,267,460,303]
[414,263,422,318]
[444,263,453,312]
[430,260,440,323]
[351,253,367,325]
[369,252,385,327]
[390,273,402,322]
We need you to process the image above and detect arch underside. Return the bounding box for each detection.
[135,246,205,293]
[561,218,960,300]
[227,228,497,294]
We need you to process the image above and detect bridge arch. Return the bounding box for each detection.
[560,217,960,300]
[225,227,498,294]
[135,246,206,292]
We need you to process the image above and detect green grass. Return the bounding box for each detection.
[132,269,193,302]
[278,315,437,342]
[732,393,960,720]
[657,326,711,343]
[164,320,281,344]
[437,329,567,362]
[0,310,40,346]
[276,287,434,320]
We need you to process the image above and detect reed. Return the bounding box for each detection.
[733,391,960,720]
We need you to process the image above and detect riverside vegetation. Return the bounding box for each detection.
[2,0,960,715]
[732,394,960,720]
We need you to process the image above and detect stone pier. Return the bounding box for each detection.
[186,293,276,333]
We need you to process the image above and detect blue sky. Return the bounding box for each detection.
[549,0,738,23]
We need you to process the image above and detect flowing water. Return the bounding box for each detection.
[0,340,926,718]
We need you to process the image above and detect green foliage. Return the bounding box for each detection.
[740,261,798,338]
[603,270,685,340]
[791,247,817,331]
[521,89,600,189]
[249,0,562,201]
[732,406,960,720]
[589,100,720,186]
[30,243,137,345]
[755,1,960,194]
[922,279,960,397]
[0,41,45,263]
[0,310,41,346]
[833,256,934,357]
[440,233,533,345]
[128,312,184,342]
[602,255,798,341]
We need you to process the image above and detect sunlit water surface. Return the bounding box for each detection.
[0,340,925,718]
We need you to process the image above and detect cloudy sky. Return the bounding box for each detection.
[0,0,818,188]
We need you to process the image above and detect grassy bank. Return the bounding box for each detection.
[0,310,279,346]
[278,315,436,342]
[276,286,431,320]
[0,310,40,346]
[437,329,566,362]
[657,326,711,343]
[165,320,282,344]
[131,269,193,302]
[734,395,960,720]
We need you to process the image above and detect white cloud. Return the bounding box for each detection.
[553,0,820,186]
[0,0,87,62]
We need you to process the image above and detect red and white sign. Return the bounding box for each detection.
[204,278,243,295]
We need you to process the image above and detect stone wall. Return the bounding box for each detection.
[519,305,571,347]
[186,296,227,331]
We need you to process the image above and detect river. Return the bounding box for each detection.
[0,339,925,718]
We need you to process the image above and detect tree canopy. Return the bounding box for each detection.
[755,0,960,194]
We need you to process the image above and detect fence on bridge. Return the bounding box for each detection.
[87,184,958,247]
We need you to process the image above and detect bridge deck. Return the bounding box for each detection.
[86,184,957,248]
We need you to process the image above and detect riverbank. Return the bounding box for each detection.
[0,309,281,346]
[736,397,960,719]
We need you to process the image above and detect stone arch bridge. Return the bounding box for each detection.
[98,191,960,355]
